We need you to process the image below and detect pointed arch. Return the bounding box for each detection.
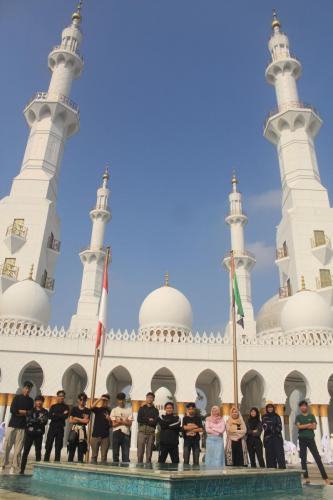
[240,370,265,416]
[18,360,44,398]
[195,369,221,415]
[106,365,132,408]
[62,363,88,406]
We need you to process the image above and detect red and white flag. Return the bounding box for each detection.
[96,249,110,360]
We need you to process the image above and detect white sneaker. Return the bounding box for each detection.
[9,467,15,475]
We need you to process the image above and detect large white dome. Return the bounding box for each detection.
[139,285,193,334]
[281,290,333,333]
[0,279,51,327]
[256,294,284,335]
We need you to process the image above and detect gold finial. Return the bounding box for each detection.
[272,9,281,30]
[300,275,306,291]
[28,264,34,280]
[72,0,83,23]
[164,271,169,287]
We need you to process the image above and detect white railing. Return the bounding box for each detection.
[51,45,83,63]
[0,322,333,347]
[276,246,288,260]
[264,101,319,129]
[0,263,19,280]
[223,250,256,261]
[24,92,79,114]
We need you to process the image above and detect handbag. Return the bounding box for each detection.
[68,428,78,444]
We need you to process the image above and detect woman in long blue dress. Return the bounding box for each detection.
[205,406,226,467]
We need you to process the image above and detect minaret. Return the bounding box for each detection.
[70,169,111,333]
[223,173,256,337]
[264,11,333,301]
[0,3,84,294]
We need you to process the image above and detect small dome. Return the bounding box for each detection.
[256,294,284,334]
[281,290,333,333]
[0,279,51,327]
[154,387,173,410]
[139,285,193,333]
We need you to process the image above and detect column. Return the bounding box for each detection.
[320,404,330,440]
[4,394,14,426]
[221,403,231,424]
[131,400,141,451]
[0,393,8,423]
[311,404,322,451]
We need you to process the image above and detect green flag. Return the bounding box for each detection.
[231,252,244,328]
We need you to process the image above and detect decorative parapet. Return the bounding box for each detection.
[0,321,333,347]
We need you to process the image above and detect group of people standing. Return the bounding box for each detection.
[0,382,332,485]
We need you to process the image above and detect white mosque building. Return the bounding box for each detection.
[1,6,333,453]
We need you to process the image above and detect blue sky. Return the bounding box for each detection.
[1,0,333,332]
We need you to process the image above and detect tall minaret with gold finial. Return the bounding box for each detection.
[264,11,333,302]
[70,169,111,333]
[223,172,256,338]
[0,2,84,295]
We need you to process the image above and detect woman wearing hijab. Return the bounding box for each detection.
[262,402,286,469]
[205,406,225,467]
[225,407,248,466]
[246,407,265,468]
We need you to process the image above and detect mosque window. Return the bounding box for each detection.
[6,218,27,239]
[319,269,332,289]
[313,230,327,247]
[0,258,18,280]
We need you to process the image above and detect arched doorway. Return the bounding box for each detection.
[62,364,88,406]
[195,369,221,416]
[240,370,265,417]
[106,366,132,409]
[18,361,44,399]
[284,371,307,443]
[151,368,177,411]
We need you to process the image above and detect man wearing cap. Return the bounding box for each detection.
[90,394,112,464]
[20,395,48,474]
[0,381,34,474]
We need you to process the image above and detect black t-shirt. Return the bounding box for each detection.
[9,394,34,429]
[92,407,111,438]
[182,416,203,442]
[70,406,91,429]
[49,403,70,430]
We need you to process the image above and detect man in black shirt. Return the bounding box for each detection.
[44,390,69,462]
[158,402,181,464]
[90,394,111,464]
[68,393,90,463]
[20,395,48,474]
[0,381,34,474]
[182,403,203,466]
[137,392,159,463]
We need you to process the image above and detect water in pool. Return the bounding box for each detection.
[1,476,333,500]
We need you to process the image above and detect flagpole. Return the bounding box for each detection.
[86,246,110,462]
[230,250,239,408]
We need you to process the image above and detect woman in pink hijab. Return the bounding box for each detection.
[205,406,225,467]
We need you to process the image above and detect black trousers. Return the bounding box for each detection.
[158,444,179,464]
[265,436,286,469]
[112,431,130,463]
[20,433,43,473]
[247,437,265,468]
[68,440,87,463]
[183,440,200,465]
[231,439,244,466]
[299,437,328,480]
[44,426,64,462]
